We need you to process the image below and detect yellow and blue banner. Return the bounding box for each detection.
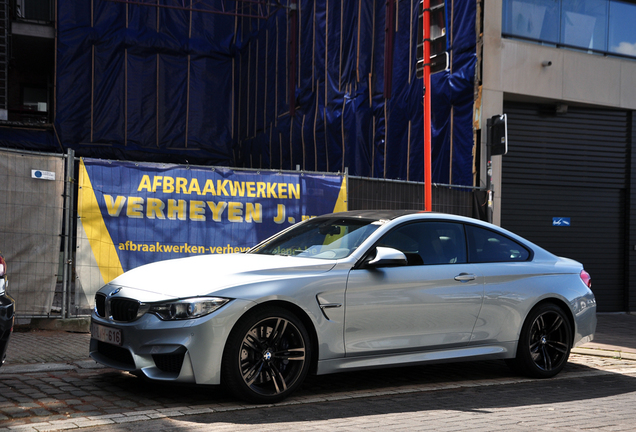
[77,158,347,287]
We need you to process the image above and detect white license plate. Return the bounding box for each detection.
[91,322,123,346]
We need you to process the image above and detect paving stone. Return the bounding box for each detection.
[0,314,635,431]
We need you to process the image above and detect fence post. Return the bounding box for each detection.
[62,149,75,318]
[345,167,349,211]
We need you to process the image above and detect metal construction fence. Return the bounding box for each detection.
[0,148,485,320]
[0,148,68,317]
[347,176,483,217]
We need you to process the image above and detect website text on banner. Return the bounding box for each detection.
[77,158,347,288]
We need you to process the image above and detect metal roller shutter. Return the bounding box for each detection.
[501,102,628,312]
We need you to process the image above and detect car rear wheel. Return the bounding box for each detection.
[507,303,572,378]
[222,306,311,403]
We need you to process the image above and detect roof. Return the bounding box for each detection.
[316,210,426,221]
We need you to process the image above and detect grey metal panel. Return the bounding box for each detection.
[348,177,426,210]
[501,102,628,312]
[348,177,475,217]
[628,112,636,312]
[502,107,628,188]
[503,183,625,312]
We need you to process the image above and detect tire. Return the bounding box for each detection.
[507,303,572,378]
[222,306,312,403]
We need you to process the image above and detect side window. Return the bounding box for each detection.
[378,222,467,266]
[465,225,530,263]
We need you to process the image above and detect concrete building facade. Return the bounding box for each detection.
[480,0,636,311]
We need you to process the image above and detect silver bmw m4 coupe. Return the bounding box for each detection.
[90,210,596,403]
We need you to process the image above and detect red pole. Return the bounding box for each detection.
[422,0,432,212]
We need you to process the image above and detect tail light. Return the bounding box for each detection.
[580,270,592,289]
[0,255,5,296]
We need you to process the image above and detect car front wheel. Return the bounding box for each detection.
[222,306,311,403]
[507,303,572,378]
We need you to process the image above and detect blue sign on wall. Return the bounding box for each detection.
[552,217,571,227]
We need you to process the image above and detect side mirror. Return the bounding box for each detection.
[366,247,408,268]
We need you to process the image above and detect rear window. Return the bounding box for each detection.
[377,221,467,266]
[466,225,530,263]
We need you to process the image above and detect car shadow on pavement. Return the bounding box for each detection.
[2,355,634,427]
[168,360,636,429]
[173,370,636,430]
[84,358,575,404]
[94,358,636,415]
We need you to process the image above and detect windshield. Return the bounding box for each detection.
[249,217,381,260]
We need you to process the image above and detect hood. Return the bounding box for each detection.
[103,253,337,302]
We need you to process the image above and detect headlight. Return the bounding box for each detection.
[149,297,230,320]
[0,278,5,296]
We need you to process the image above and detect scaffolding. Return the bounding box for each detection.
[104,0,286,19]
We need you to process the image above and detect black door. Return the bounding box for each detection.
[500,102,628,312]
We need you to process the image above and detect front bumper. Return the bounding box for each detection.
[0,292,15,366]
[90,298,254,385]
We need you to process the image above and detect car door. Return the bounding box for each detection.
[463,224,536,344]
[344,221,485,356]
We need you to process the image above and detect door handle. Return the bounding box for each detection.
[454,273,476,282]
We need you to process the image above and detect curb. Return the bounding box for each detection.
[24,317,91,333]
[1,360,105,374]
[571,347,636,361]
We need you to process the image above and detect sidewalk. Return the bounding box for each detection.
[2,313,635,371]
[571,312,636,360]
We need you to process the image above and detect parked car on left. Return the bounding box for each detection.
[0,249,15,366]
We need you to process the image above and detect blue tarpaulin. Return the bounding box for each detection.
[0,0,477,186]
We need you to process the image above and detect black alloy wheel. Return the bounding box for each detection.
[222,306,311,403]
[508,303,572,378]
